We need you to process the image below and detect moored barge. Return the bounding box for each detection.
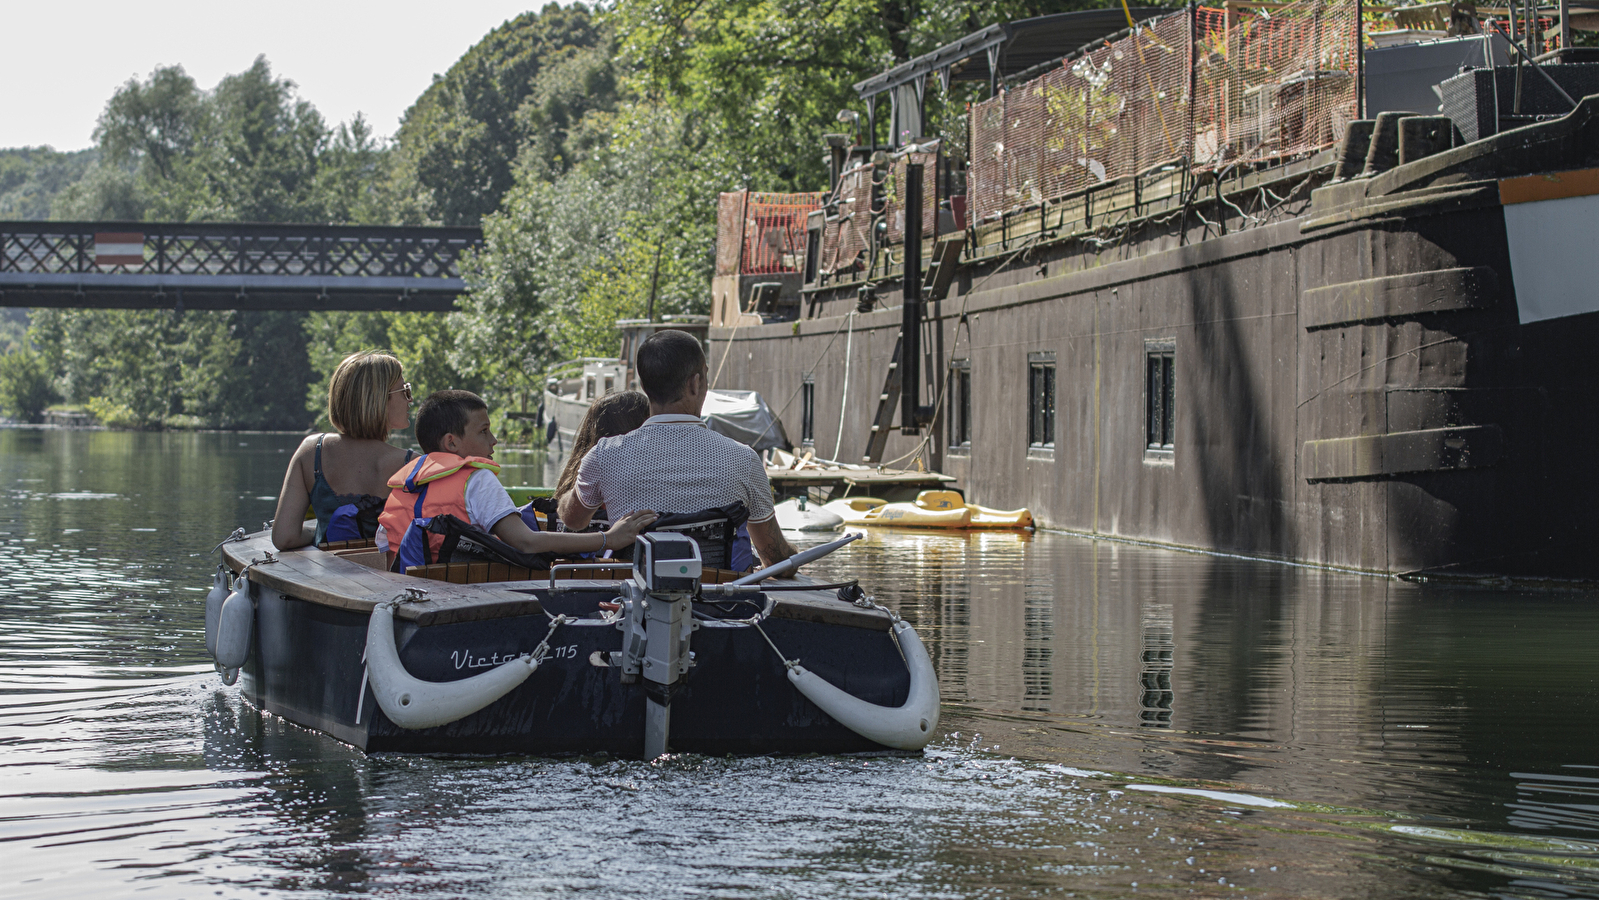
[708,1,1599,578]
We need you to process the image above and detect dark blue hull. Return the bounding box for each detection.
[239,582,910,756]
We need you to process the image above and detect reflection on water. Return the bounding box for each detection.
[2,430,1599,898]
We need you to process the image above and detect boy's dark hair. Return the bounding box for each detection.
[636,330,707,405]
[416,390,488,453]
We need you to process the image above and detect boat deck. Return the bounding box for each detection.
[219,533,892,631]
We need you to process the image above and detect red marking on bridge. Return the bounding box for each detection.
[94,232,144,267]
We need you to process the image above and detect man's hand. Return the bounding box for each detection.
[746,518,798,573]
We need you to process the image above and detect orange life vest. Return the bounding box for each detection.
[379,452,500,571]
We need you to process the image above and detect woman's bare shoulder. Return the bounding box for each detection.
[288,433,322,462]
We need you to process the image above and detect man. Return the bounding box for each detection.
[558,330,798,570]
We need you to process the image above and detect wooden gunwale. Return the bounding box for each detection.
[218,532,893,631]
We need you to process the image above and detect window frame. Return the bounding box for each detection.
[1027,351,1056,455]
[800,374,816,447]
[948,358,972,453]
[1145,339,1175,461]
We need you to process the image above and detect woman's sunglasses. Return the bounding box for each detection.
[390,382,413,401]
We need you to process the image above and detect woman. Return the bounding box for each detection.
[272,351,416,551]
[553,390,651,506]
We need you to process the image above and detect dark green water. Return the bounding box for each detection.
[2,428,1598,899]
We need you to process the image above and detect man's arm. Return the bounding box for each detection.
[558,490,598,531]
[746,518,798,571]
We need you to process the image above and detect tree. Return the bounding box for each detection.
[0,347,57,423]
[0,147,100,220]
[390,2,610,225]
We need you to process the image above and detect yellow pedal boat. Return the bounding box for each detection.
[823,491,1033,530]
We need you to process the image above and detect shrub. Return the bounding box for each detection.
[0,348,57,422]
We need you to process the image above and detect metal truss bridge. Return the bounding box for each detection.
[0,222,483,311]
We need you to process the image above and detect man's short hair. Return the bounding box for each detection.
[415,390,488,453]
[327,350,403,441]
[636,330,707,405]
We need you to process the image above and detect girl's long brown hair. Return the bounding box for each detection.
[555,390,651,500]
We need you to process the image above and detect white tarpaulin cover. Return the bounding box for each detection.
[701,389,790,451]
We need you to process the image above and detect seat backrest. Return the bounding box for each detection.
[647,502,751,571]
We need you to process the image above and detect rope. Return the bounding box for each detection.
[874,230,1048,470]
[746,310,856,447]
[832,310,855,461]
[527,614,572,666]
[750,619,799,670]
[211,527,247,553]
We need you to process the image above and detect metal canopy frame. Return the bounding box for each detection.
[852,7,1174,102]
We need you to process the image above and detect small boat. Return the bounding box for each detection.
[774,497,845,532]
[824,490,1034,530]
[202,529,937,758]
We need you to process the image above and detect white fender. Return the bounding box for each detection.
[214,576,255,670]
[364,602,540,730]
[204,567,230,659]
[786,620,941,751]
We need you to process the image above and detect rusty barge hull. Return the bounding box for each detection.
[711,100,1599,578]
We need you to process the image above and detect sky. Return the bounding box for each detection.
[0,1,547,151]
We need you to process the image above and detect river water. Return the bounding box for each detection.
[3,429,1598,899]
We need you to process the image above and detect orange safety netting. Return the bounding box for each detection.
[817,165,875,277]
[881,149,940,245]
[970,0,1359,224]
[714,190,827,277]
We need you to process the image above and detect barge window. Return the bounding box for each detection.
[1145,340,1175,454]
[949,359,972,451]
[603,375,614,396]
[800,374,815,447]
[1028,352,1055,450]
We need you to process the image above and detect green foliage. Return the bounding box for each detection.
[85,396,139,429]
[301,311,477,432]
[32,56,391,431]
[0,347,58,423]
[12,0,1120,437]
[30,308,312,430]
[391,2,609,224]
[0,147,99,220]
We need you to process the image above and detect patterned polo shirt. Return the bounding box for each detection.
[573,414,776,523]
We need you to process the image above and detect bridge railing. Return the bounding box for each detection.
[0,221,482,280]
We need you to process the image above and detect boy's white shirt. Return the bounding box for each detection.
[374,469,517,553]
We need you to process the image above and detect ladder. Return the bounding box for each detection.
[858,235,968,464]
[923,234,966,304]
[861,333,904,464]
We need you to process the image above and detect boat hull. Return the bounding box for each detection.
[226,537,911,756]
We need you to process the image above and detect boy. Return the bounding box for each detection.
[378,390,654,571]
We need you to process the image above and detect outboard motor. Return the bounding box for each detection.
[617,533,702,759]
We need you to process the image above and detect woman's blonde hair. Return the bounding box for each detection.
[327,351,404,440]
